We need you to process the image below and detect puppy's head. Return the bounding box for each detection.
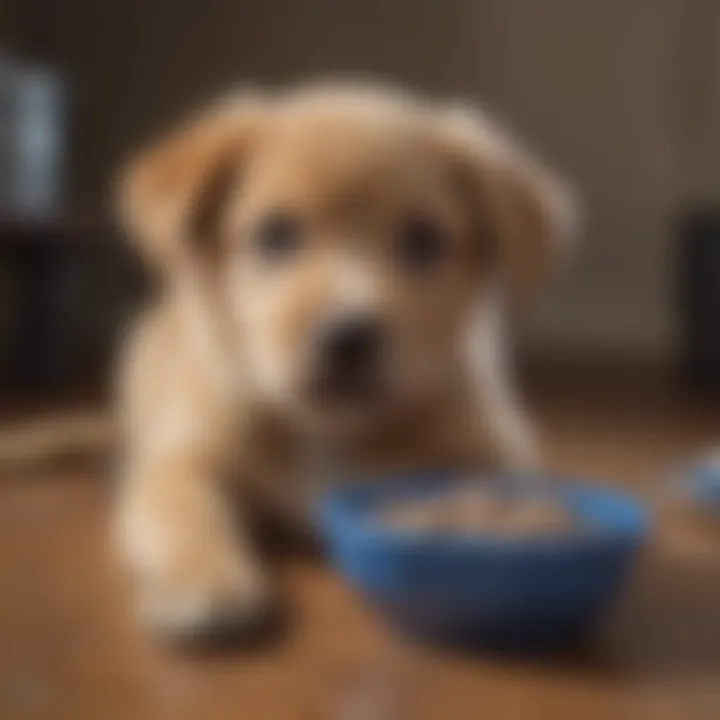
[119,85,574,433]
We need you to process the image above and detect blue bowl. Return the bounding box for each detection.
[675,452,720,514]
[319,474,649,652]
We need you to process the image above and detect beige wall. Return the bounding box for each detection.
[13,0,720,363]
[480,1,684,362]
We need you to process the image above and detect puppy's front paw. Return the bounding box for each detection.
[136,551,272,643]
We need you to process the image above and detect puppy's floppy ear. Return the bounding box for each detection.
[116,94,267,269]
[437,106,578,303]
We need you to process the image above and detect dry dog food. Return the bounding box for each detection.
[376,484,577,536]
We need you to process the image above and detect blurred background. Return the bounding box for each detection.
[1,2,720,719]
[3,0,720,396]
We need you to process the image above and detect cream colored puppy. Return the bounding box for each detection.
[114,83,574,638]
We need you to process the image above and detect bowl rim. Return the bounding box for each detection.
[319,471,650,554]
[671,453,720,508]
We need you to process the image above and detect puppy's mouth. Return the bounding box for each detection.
[304,368,385,409]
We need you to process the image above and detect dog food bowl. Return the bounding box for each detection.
[319,473,649,652]
[675,451,720,512]
[667,452,720,532]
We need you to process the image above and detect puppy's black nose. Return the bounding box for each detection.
[318,315,383,372]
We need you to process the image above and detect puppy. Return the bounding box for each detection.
[114,83,574,638]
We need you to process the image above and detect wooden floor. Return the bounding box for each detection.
[1,381,720,719]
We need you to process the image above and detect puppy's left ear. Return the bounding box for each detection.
[116,93,268,271]
[437,106,578,304]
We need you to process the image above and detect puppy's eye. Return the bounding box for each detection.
[255,212,301,260]
[396,217,446,269]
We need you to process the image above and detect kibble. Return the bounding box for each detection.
[376,484,577,536]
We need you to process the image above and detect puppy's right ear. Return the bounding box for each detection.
[116,94,268,269]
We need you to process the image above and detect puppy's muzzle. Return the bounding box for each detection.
[309,314,385,403]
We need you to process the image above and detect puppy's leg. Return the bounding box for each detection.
[466,292,539,470]
[478,379,539,470]
[115,453,269,639]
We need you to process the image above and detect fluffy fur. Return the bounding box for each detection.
[114,83,575,637]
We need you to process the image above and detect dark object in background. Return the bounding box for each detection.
[680,209,720,392]
[0,213,141,399]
